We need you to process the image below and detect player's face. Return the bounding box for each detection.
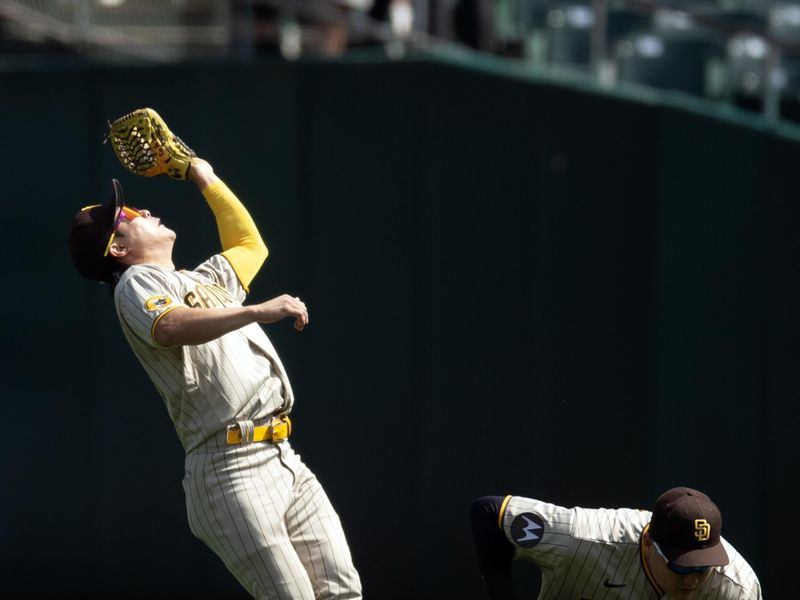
[645,538,714,599]
[113,207,176,253]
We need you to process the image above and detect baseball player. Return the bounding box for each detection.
[471,486,762,599]
[67,109,361,599]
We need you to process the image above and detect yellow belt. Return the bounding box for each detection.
[226,416,292,445]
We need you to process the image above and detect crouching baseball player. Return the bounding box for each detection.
[471,486,762,599]
[68,109,362,599]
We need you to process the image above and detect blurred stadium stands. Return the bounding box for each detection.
[2,0,800,119]
[497,0,800,122]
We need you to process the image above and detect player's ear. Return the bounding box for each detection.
[108,239,129,258]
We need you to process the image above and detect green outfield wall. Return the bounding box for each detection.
[0,52,795,598]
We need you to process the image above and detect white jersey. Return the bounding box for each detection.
[114,254,294,453]
[502,496,762,600]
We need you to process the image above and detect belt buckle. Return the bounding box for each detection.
[270,416,291,443]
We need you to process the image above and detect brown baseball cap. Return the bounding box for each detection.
[67,179,124,283]
[649,486,729,567]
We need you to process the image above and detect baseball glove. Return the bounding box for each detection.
[107,108,196,179]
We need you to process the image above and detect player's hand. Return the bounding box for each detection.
[188,157,220,189]
[253,294,309,331]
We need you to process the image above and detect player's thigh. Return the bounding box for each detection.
[285,462,362,599]
[183,446,316,599]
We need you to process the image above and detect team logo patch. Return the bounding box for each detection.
[510,512,545,548]
[694,518,711,542]
[145,295,173,311]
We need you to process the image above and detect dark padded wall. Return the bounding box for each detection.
[0,55,794,598]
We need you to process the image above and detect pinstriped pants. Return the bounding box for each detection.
[183,438,362,599]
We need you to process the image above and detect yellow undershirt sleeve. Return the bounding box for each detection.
[202,180,269,293]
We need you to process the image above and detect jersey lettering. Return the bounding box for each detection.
[184,284,236,309]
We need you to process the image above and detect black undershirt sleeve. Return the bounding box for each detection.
[470,496,516,600]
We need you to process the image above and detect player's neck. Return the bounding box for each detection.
[144,257,175,270]
[128,250,175,271]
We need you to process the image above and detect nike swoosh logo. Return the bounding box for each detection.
[603,579,626,588]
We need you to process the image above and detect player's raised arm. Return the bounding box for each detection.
[188,157,268,292]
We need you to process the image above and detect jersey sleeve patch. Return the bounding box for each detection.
[145,295,173,311]
[115,266,186,349]
[510,512,546,548]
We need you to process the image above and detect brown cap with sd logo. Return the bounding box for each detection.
[649,486,730,568]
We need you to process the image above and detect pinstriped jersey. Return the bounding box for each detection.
[114,254,294,453]
[502,496,762,600]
